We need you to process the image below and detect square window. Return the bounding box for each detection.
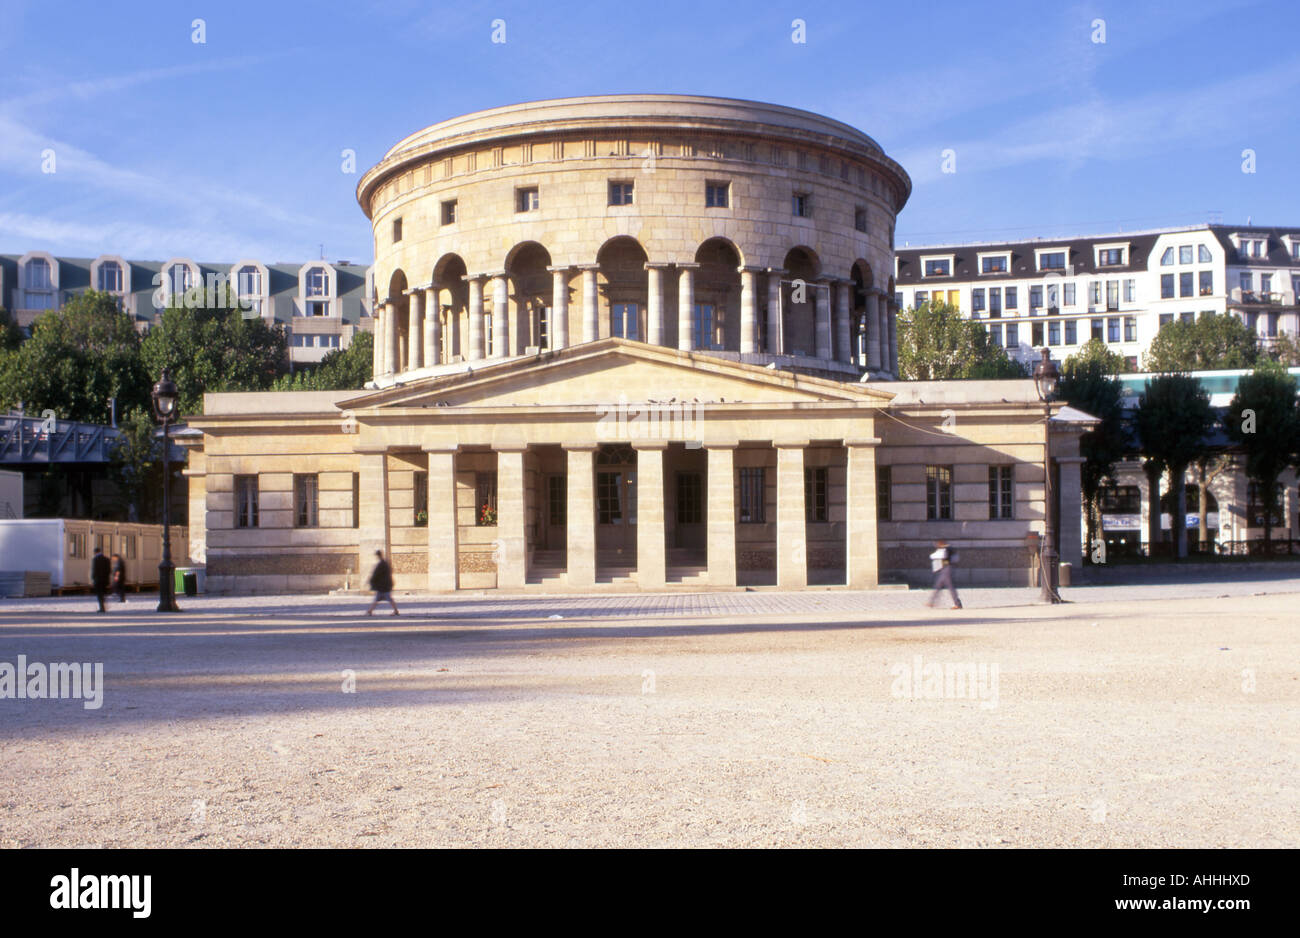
[516,187,539,212]
[914,291,928,306]
[1159,313,1174,327]
[440,200,457,225]
[739,467,765,523]
[609,181,634,206]
[707,182,730,208]
[926,466,952,520]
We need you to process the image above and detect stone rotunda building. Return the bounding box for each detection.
[186,95,1090,593]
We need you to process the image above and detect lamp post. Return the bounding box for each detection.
[1034,348,1062,604]
[152,368,181,612]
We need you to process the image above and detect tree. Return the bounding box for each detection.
[270,330,373,391]
[140,290,288,415]
[0,308,23,351]
[1058,340,1127,563]
[898,300,1024,380]
[107,407,164,523]
[1225,359,1300,549]
[0,290,150,424]
[1143,312,1258,372]
[1133,374,1214,559]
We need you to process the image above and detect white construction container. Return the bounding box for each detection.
[0,519,189,592]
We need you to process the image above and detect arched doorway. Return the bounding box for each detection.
[782,247,821,356]
[432,254,467,363]
[851,260,874,367]
[597,237,648,341]
[694,238,742,351]
[506,242,553,353]
[387,269,409,372]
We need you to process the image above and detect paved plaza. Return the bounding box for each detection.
[1,578,1297,848]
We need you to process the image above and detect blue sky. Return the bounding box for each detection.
[1,0,1297,264]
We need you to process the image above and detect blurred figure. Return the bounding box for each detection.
[365,550,399,616]
[91,547,111,614]
[925,539,962,609]
[111,552,127,603]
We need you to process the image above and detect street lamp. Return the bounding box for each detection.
[1034,348,1062,604]
[152,368,181,612]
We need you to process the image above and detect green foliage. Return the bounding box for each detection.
[107,407,164,523]
[140,291,288,415]
[1225,359,1300,544]
[1059,340,1127,560]
[0,290,150,424]
[0,308,23,351]
[1134,373,1214,557]
[898,301,1023,380]
[1143,313,1259,372]
[270,330,373,391]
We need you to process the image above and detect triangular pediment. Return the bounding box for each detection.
[341,338,894,411]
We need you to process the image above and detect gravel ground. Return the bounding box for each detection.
[0,584,1296,848]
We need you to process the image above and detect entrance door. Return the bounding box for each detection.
[542,474,565,550]
[595,444,637,555]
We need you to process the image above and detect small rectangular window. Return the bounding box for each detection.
[609,181,634,206]
[413,470,428,526]
[476,472,498,526]
[1039,251,1066,270]
[516,187,539,212]
[1005,286,1018,309]
[876,465,891,521]
[1179,272,1194,298]
[440,199,457,225]
[1159,313,1174,327]
[853,206,868,232]
[804,467,827,523]
[1029,285,1043,310]
[1031,322,1044,346]
[971,289,985,313]
[926,466,952,521]
[792,192,812,218]
[1161,274,1175,299]
[1091,318,1104,342]
[739,467,765,523]
[988,466,1013,520]
[1108,317,1121,342]
[1098,247,1123,266]
[1199,244,1213,263]
[1063,283,1076,306]
[1124,316,1137,342]
[706,182,730,208]
[1123,279,1135,302]
[989,323,1002,347]
[980,255,1008,274]
[236,474,259,528]
[392,217,403,242]
[1064,320,1077,344]
[294,474,318,528]
[1048,320,1061,345]
[923,258,950,277]
[1006,323,1019,347]
[1199,271,1213,296]
[1179,245,1193,265]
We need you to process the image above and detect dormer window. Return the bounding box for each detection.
[922,256,952,277]
[306,267,329,298]
[22,256,55,310]
[979,253,1009,274]
[97,260,123,292]
[1037,250,1067,271]
[1098,248,1124,267]
[235,264,264,316]
[167,263,195,297]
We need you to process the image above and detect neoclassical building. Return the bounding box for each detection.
[186,95,1089,593]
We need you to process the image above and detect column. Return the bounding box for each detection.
[776,443,808,588]
[564,444,597,587]
[423,286,440,367]
[814,283,832,360]
[467,275,485,361]
[706,444,737,586]
[423,445,458,590]
[766,269,785,354]
[835,280,852,364]
[677,264,698,351]
[866,294,882,371]
[845,439,880,588]
[645,263,667,347]
[580,265,600,344]
[385,300,399,375]
[634,442,667,587]
[739,266,759,355]
[407,289,423,372]
[888,302,899,375]
[1057,456,1085,572]
[549,266,570,350]
[357,448,391,576]
[373,301,385,376]
[496,447,527,589]
[491,273,509,359]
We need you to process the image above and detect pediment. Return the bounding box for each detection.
[341,339,893,411]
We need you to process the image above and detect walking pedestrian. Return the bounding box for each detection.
[91,547,111,614]
[365,550,399,616]
[925,539,962,609]
[111,552,127,603]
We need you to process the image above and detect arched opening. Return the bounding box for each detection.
[694,238,742,351]
[851,260,874,367]
[387,269,409,373]
[597,237,649,341]
[782,247,821,356]
[505,241,553,352]
[433,254,467,363]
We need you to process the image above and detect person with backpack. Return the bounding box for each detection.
[925,539,962,609]
[365,550,399,616]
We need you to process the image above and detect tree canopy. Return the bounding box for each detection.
[1058,340,1127,562]
[270,330,373,392]
[1225,359,1300,545]
[1143,312,1259,372]
[898,300,1026,380]
[1134,373,1215,557]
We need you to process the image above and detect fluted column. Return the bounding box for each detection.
[835,280,852,364]
[580,265,600,344]
[423,286,440,367]
[766,269,785,354]
[706,443,737,586]
[423,444,458,590]
[776,443,808,588]
[490,273,509,359]
[548,266,570,350]
[866,294,883,371]
[739,266,760,355]
[407,289,423,372]
[633,441,667,587]
[385,300,399,375]
[814,282,832,360]
[645,263,668,347]
[677,263,698,351]
[845,439,880,587]
[467,275,485,361]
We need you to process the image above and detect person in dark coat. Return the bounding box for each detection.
[111,553,127,603]
[365,550,399,616]
[91,547,111,614]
